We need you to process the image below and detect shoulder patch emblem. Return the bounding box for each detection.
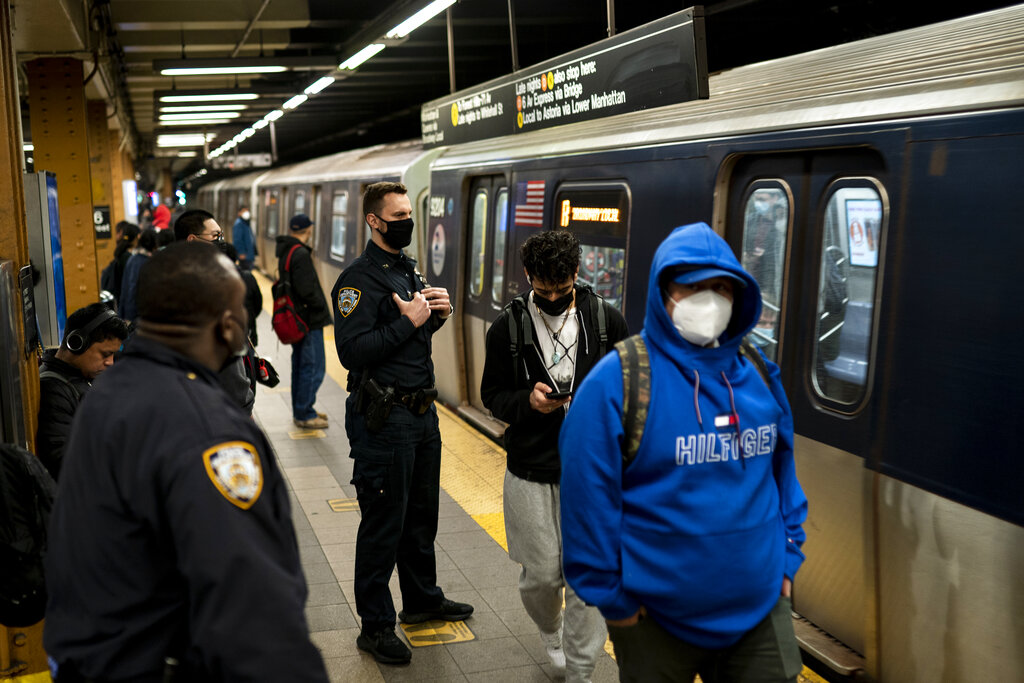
[337,287,361,318]
[202,441,263,509]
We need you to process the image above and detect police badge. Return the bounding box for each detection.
[203,441,263,509]
[337,287,361,318]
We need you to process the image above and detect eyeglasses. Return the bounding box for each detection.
[196,231,223,242]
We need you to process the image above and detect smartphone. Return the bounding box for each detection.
[546,390,573,400]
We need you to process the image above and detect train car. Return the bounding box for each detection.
[197,169,270,255]
[423,6,1024,681]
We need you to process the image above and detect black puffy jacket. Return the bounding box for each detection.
[36,350,92,479]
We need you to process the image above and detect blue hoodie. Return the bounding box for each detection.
[559,222,807,648]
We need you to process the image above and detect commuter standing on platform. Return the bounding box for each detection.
[233,205,257,270]
[560,223,808,683]
[481,230,627,682]
[276,214,332,429]
[44,242,328,683]
[331,181,473,666]
[117,228,157,323]
[36,303,129,479]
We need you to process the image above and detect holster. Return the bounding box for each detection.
[359,378,394,432]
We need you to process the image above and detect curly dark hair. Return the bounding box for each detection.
[520,230,580,284]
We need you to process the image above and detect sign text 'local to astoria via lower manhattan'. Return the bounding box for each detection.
[420,7,707,148]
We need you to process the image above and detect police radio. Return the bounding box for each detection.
[65,308,116,354]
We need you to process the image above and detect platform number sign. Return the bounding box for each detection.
[93,205,111,240]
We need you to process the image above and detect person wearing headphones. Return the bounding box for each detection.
[36,302,129,479]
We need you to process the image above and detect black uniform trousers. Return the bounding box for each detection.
[346,395,445,632]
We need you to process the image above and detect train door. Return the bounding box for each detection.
[724,149,889,670]
[458,175,509,430]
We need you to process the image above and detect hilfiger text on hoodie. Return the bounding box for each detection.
[676,423,778,466]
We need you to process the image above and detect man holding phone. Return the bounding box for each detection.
[481,230,627,682]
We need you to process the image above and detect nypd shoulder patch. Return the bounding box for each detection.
[202,441,263,509]
[337,287,361,318]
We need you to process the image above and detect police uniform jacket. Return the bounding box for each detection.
[44,336,328,682]
[330,241,446,389]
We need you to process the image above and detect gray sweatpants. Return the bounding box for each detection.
[504,470,608,681]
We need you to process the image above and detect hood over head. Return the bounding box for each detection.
[644,222,761,358]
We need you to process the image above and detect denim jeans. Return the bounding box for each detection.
[291,327,325,420]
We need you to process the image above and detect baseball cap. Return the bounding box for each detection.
[289,214,313,231]
[672,267,746,288]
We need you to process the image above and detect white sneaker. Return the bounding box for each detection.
[540,628,566,676]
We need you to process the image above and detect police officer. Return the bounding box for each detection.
[331,181,473,665]
[44,242,328,682]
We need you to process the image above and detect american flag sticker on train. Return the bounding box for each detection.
[715,414,738,429]
[513,180,546,226]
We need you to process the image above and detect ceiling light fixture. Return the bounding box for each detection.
[159,118,234,126]
[160,93,259,103]
[339,44,385,70]
[304,76,335,95]
[161,66,288,76]
[253,119,269,130]
[23,143,33,151]
[156,134,214,147]
[264,109,284,122]
[159,112,242,121]
[387,0,457,38]
[160,104,249,113]
[282,94,308,110]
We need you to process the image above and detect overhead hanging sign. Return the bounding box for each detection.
[420,6,707,148]
[210,153,273,170]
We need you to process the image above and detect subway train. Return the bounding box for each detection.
[197,6,1024,680]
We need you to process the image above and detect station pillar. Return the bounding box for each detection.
[26,57,100,313]
[87,100,116,273]
[0,3,48,679]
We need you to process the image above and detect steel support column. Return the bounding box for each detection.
[88,100,115,275]
[0,4,47,676]
[26,58,99,312]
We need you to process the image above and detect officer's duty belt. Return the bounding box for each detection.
[392,387,438,415]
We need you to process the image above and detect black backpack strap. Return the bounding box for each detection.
[589,292,608,358]
[614,334,650,469]
[39,370,84,400]
[505,296,533,387]
[738,337,771,388]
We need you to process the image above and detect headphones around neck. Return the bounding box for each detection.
[65,308,116,354]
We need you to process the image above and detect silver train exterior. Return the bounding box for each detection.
[198,6,1024,680]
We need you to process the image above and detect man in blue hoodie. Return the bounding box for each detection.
[559,223,808,682]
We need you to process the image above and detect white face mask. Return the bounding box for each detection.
[669,290,733,347]
[240,211,251,221]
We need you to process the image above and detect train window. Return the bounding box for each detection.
[491,189,509,304]
[331,191,348,259]
[740,183,791,362]
[294,190,306,215]
[812,182,885,407]
[580,245,626,310]
[265,189,280,239]
[468,189,488,298]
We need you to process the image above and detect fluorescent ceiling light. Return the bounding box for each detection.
[282,94,308,110]
[252,119,269,130]
[241,128,255,138]
[160,104,248,113]
[160,94,259,103]
[264,109,284,122]
[161,66,288,76]
[304,76,335,95]
[160,118,234,126]
[23,143,33,151]
[156,134,214,147]
[387,0,456,38]
[177,151,198,158]
[159,112,241,121]
[339,44,385,70]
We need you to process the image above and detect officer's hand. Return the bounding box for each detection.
[529,382,570,413]
[421,286,452,319]
[393,292,431,327]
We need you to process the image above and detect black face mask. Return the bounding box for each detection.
[534,291,574,316]
[374,215,414,250]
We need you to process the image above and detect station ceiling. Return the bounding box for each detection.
[14,0,1021,186]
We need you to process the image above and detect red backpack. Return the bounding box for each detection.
[271,244,309,344]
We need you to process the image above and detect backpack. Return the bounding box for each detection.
[616,335,771,468]
[271,244,309,345]
[505,286,608,386]
[0,444,57,627]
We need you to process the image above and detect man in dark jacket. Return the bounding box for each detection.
[480,229,628,682]
[276,214,332,429]
[36,303,129,479]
